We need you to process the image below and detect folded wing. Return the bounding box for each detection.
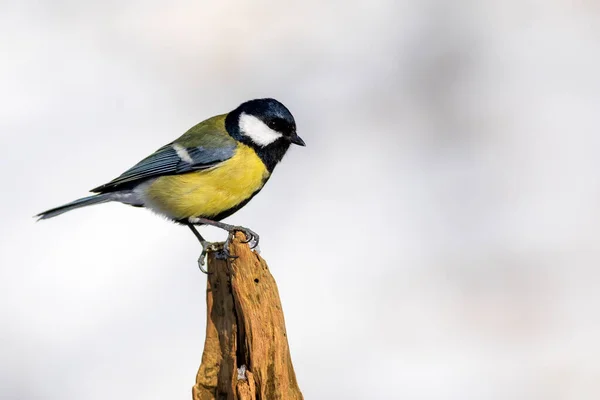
[91,143,236,193]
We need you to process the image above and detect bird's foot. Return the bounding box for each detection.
[189,218,260,250]
[192,223,260,273]
[197,240,221,274]
[215,226,260,262]
[225,226,260,251]
[217,226,261,261]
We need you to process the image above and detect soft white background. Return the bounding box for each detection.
[2,1,600,399]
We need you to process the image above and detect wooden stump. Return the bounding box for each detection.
[192,233,303,400]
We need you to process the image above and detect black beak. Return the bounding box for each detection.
[290,133,306,147]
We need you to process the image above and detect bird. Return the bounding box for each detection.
[36,98,305,271]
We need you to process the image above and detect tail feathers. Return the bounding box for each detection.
[36,193,116,220]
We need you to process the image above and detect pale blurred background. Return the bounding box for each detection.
[1,1,600,399]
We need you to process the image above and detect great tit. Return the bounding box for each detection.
[37,98,305,271]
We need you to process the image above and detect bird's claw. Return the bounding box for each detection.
[219,226,260,260]
[219,238,239,261]
[231,226,260,249]
[197,241,221,274]
[195,227,260,273]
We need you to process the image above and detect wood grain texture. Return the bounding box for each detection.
[192,233,303,400]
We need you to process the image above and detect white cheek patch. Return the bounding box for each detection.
[238,112,282,147]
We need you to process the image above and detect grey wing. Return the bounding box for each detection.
[90,143,236,193]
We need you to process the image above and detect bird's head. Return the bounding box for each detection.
[225,98,305,149]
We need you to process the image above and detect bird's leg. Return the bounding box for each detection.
[187,224,221,273]
[188,217,260,256]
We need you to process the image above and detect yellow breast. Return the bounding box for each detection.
[144,144,269,220]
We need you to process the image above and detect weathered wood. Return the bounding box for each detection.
[192,233,303,400]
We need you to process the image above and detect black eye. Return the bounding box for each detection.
[268,120,280,130]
